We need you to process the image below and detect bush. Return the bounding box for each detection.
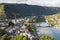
[40,36,54,40]
[10,34,27,40]
[1,34,11,40]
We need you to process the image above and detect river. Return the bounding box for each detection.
[36,22,60,40]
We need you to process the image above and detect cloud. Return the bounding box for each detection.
[0,0,60,7]
[0,0,28,3]
[26,0,60,7]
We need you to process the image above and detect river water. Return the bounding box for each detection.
[36,22,60,40]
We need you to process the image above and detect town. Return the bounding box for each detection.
[0,16,40,40]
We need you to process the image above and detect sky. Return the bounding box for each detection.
[0,0,60,7]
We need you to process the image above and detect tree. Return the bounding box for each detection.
[1,34,11,40]
[8,21,15,27]
[26,23,35,32]
[0,4,6,19]
[32,37,36,40]
[23,37,27,40]
[40,36,54,40]
[0,29,5,36]
[10,34,27,40]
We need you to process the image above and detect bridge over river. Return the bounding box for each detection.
[34,22,51,27]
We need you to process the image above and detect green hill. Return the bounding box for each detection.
[0,4,60,19]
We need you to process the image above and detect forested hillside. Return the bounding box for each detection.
[0,4,60,19]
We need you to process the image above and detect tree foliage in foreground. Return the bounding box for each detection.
[10,34,27,40]
[0,34,27,40]
[40,36,54,40]
[1,34,11,40]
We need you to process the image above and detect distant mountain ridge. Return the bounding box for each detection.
[1,4,60,18]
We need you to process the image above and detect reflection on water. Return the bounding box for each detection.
[36,22,60,40]
[37,27,54,37]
